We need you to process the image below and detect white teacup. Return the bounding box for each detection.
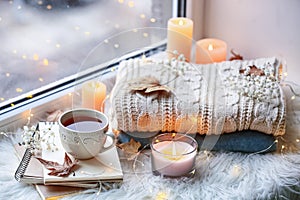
[58,108,114,159]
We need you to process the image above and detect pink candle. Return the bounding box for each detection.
[151,133,198,177]
[195,38,227,64]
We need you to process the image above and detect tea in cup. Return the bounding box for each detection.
[58,108,114,159]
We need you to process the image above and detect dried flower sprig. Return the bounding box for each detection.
[21,123,58,155]
[229,49,243,61]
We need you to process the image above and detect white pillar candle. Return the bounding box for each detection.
[81,80,106,112]
[151,133,197,177]
[167,17,193,61]
[195,38,227,64]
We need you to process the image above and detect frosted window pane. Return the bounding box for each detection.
[0,0,172,102]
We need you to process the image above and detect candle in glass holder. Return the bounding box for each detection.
[81,80,106,112]
[195,38,227,64]
[167,17,193,61]
[151,133,198,177]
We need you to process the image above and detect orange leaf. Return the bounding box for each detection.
[118,138,141,154]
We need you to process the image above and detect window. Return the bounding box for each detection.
[0,0,174,123]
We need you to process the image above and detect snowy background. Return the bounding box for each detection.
[0,0,171,103]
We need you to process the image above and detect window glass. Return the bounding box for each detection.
[0,0,172,103]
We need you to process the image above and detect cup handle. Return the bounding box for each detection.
[99,132,116,153]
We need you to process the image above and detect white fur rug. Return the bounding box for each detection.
[1,81,300,200]
[1,132,300,200]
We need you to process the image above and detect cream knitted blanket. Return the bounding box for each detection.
[110,57,286,136]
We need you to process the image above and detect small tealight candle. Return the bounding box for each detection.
[167,17,193,61]
[195,38,227,64]
[81,80,106,112]
[151,133,198,177]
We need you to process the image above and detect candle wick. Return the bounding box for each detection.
[172,141,176,156]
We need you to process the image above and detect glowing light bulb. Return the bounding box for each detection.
[178,20,184,26]
[6,73,10,77]
[0,98,4,101]
[22,55,27,59]
[140,14,146,19]
[291,96,296,100]
[150,18,156,23]
[110,67,116,72]
[56,44,61,48]
[156,192,167,200]
[118,0,124,3]
[16,88,23,93]
[39,78,44,82]
[84,31,91,36]
[208,44,214,51]
[143,33,148,37]
[114,44,119,48]
[46,5,52,10]
[104,39,109,44]
[231,165,242,177]
[296,139,300,143]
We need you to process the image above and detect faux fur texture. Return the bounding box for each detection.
[1,133,300,200]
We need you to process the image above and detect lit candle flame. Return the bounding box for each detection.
[178,20,184,26]
[208,44,214,51]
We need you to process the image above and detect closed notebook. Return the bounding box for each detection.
[15,122,123,186]
[38,122,123,184]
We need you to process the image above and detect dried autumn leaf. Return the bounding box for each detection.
[144,85,171,93]
[35,153,78,177]
[128,76,171,94]
[118,138,141,154]
[239,65,265,76]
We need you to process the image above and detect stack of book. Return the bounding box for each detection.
[14,122,123,200]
